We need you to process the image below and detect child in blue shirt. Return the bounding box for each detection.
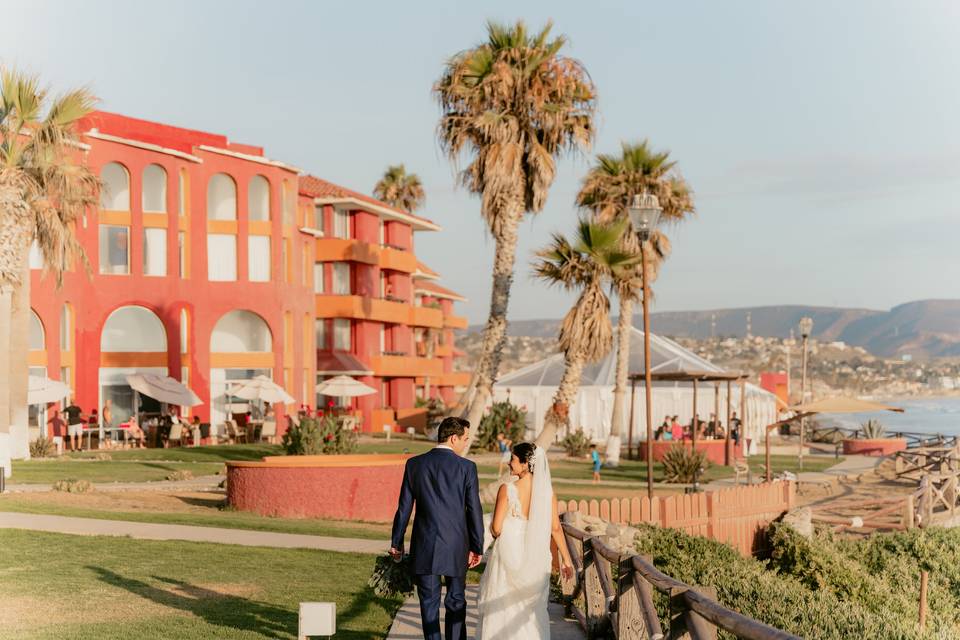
[590,444,602,484]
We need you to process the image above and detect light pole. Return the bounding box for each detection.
[628,191,661,500]
[798,317,813,470]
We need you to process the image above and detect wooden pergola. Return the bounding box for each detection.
[627,370,750,466]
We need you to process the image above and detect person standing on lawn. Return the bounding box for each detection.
[64,400,84,452]
[496,432,513,477]
[47,409,66,455]
[590,444,602,484]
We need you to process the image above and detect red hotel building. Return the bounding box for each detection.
[28,112,468,438]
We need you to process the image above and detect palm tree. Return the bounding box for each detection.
[532,219,639,447]
[435,20,597,441]
[373,164,425,213]
[0,69,98,471]
[576,141,694,465]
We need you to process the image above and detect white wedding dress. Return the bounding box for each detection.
[477,447,553,639]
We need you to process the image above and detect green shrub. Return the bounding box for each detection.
[52,479,93,493]
[860,419,887,439]
[661,443,708,483]
[282,416,358,455]
[472,400,526,452]
[560,429,591,458]
[29,437,56,458]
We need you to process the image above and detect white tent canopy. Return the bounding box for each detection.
[28,376,71,405]
[126,373,202,407]
[494,327,779,447]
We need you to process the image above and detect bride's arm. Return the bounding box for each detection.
[550,492,575,579]
[490,484,509,538]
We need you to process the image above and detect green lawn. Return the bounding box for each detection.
[0,529,400,639]
[9,460,227,484]
[0,494,393,540]
[66,444,282,462]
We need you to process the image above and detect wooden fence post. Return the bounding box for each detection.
[669,586,718,640]
[919,570,929,631]
[616,555,645,639]
[903,494,915,530]
[581,539,608,638]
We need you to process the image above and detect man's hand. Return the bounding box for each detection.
[389,547,403,562]
[468,551,482,569]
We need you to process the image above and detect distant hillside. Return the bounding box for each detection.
[468,300,960,359]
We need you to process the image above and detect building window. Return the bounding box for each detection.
[333,208,350,239]
[313,263,325,294]
[210,310,272,352]
[207,234,237,281]
[332,262,350,295]
[100,162,130,210]
[249,175,270,221]
[29,310,44,350]
[179,169,188,216]
[101,306,167,352]
[282,239,291,283]
[60,304,71,351]
[207,173,237,220]
[315,319,327,350]
[379,220,385,245]
[248,235,271,282]
[178,231,187,278]
[180,308,189,354]
[379,325,386,353]
[333,318,351,351]
[142,164,167,213]
[143,228,167,276]
[314,205,324,231]
[29,240,43,270]
[282,180,295,227]
[99,225,129,275]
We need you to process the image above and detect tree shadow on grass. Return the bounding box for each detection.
[89,567,294,638]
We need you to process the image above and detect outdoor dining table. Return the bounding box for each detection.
[81,425,129,450]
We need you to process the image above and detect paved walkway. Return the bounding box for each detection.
[0,512,387,553]
[387,584,583,640]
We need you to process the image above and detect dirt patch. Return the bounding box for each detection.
[2,490,226,515]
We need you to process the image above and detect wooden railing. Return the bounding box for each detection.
[560,522,801,640]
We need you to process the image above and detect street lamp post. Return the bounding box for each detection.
[798,317,813,470]
[628,191,662,500]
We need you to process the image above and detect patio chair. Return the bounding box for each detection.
[224,420,238,444]
[259,420,277,444]
[166,423,183,448]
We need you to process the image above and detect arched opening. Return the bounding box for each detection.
[210,310,274,427]
[248,175,270,221]
[207,173,237,220]
[29,309,44,351]
[100,162,130,210]
[142,164,168,212]
[99,305,168,427]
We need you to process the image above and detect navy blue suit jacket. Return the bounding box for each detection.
[391,447,485,577]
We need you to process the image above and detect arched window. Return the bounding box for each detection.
[206,173,237,220]
[100,162,130,210]
[180,308,189,354]
[60,303,72,351]
[100,305,167,352]
[248,175,270,221]
[29,310,44,350]
[282,179,295,226]
[142,164,167,212]
[211,310,272,352]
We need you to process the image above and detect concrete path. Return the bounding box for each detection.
[6,475,224,493]
[387,584,584,640]
[0,512,387,553]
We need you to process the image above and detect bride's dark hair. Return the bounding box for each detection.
[512,442,536,471]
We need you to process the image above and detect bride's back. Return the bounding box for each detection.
[513,475,533,519]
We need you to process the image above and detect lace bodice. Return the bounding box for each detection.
[506,482,526,521]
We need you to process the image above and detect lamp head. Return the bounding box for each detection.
[627,191,662,241]
[799,317,813,339]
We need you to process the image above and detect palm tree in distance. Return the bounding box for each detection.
[532,219,640,447]
[576,140,695,465]
[435,20,597,444]
[373,164,425,213]
[0,69,99,471]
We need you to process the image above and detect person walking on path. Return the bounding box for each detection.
[590,444,602,484]
[496,432,513,477]
[46,409,66,455]
[390,417,484,640]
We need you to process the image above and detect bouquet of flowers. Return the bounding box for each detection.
[369,554,415,598]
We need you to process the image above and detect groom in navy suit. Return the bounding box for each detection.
[390,416,485,640]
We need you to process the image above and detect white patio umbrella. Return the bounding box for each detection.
[231,375,295,405]
[28,375,71,405]
[126,373,202,407]
[315,375,377,397]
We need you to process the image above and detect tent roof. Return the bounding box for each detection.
[496,327,731,388]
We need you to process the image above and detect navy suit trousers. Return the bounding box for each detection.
[415,574,467,640]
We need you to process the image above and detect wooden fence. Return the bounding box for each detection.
[560,521,801,640]
[557,481,795,557]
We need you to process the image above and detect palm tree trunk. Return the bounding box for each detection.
[9,253,31,459]
[534,353,585,448]
[605,297,633,466]
[0,289,11,478]
[459,206,523,450]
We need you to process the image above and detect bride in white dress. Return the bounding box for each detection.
[477,443,575,639]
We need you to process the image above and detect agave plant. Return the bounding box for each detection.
[860,419,887,439]
[662,444,709,484]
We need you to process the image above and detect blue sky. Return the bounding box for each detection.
[3,0,959,323]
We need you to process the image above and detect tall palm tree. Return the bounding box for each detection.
[532,219,639,447]
[435,20,597,442]
[0,69,98,471]
[373,164,425,213]
[576,141,694,465]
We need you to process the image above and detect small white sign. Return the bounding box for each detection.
[299,602,335,638]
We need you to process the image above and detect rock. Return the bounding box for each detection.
[782,506,813,538]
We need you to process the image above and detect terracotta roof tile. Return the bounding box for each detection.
[299,175,438,229]
[416,280,466,302]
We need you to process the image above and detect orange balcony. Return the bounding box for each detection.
[316,295,444,328]
[314,238,417,273]
[370,355,443,378]
[417,371,472,387]
[443,314,469,329]
[435,343,453,357]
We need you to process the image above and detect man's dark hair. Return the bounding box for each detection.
[590,444,597,449]
[437,416,469,443]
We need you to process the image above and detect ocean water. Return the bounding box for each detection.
[821,396,960,436]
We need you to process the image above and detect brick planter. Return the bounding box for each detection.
[638,439,743,465]
[226,453,409,522]
[841,438,907,457]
